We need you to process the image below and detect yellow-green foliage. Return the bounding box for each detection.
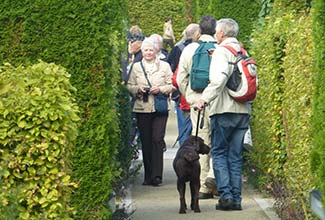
[0,61,79,220]
[249,1,316,218]
[250,13,291,182]
[282,14,315,219]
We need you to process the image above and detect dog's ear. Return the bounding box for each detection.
[183,151,200,162]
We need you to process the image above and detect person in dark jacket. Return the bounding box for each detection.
[167,23,199,146]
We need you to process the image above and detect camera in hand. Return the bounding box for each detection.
[143,88,150,102]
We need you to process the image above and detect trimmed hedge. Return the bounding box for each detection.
[127,1,260,50]
[311,0,325,205]
[0,1,129,219]
[249,0,317,219]
[211,0,261,48]
[0,61,79,219]
[127,0,187,44]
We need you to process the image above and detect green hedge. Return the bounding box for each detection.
[0,61,79,219]
[311,0,325,205]
[281,14,314,219]
[249,0,317,218]
[127,0,187,43]
[127,1,260,49]
[211,0,261,48]
[0,1,130,219]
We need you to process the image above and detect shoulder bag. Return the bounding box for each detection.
[140,61,169,115]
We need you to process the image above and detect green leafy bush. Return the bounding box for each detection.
[0,61,79,220]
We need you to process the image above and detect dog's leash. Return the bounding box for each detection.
[171,115,191,148]
[193,105,206,150]
[199,105,205,129]
[171,105,206,148]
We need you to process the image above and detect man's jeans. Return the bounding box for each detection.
[210,113,249,204]
[174,100,191,145]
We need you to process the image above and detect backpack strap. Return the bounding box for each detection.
[222,45,247,65]
[198,40,218,44]
[222,45,239,56]
[176,42,186,51]
[223,45,248,56]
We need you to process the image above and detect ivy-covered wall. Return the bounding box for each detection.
[0,1,130,219]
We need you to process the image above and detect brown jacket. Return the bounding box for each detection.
[127,59,174,113]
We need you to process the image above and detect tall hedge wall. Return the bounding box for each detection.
[127,0,187,44]
[249,0,317,219]
[0,1,129,219]
[127,0,260,51]
[211,0,261,48]
[311,0,325,205]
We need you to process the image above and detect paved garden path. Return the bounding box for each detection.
[127,110,280,220]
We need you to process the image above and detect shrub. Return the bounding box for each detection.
[0,61,79,219]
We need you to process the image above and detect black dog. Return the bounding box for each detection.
[173,135,210,214]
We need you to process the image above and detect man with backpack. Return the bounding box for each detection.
[177,15,217,199]
[168,23,199,146]
[195,18,251,211]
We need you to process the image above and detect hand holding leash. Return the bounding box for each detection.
[195,99,206,111]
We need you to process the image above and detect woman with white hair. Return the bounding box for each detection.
[127,37,174,186]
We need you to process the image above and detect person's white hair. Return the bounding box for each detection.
[141,37,159,52]
[216,18,239,37]
[149,34,163,50]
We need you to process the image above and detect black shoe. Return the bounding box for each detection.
[215,198,233,210]
[142,180,152,185]
[231,203,242,211]
[151,177,162,186]
[205,178,219,196]
[198,192,213,199]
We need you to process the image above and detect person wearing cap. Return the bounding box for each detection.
[195,18,250,211]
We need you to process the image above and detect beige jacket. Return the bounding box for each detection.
[127,59,174,113]
[176,34,217,106]
[200,37,249,116]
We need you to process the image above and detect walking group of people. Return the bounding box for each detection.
[123,15,250,211]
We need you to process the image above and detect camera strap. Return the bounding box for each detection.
[140,61,152,88]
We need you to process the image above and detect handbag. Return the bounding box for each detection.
[140,62,168,114]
